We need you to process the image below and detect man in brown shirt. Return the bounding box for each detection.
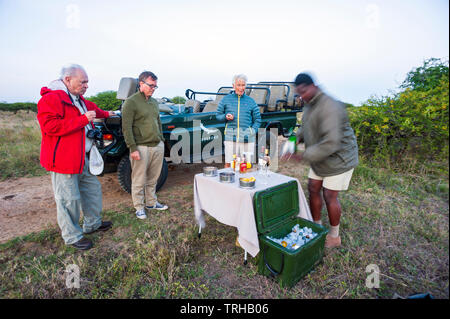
[285,73,358,248]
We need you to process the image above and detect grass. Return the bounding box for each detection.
[0,110,448,298]
[0,159,448,299]
[0,111,47,180]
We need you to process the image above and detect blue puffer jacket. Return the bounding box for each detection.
[216,93,261,142]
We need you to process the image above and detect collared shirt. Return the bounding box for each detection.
[308,88,324,106]
[70,92,94,153]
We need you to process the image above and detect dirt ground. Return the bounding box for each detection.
[0,133,292,243]
[0,162,211,243]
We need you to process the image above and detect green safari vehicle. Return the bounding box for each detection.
[93,78,304,193]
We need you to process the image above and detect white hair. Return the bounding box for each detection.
[60,64,86,79]
[232,74,248,84]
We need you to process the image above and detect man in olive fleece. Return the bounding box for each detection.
[286,73,358,248]
[122,71,168,220]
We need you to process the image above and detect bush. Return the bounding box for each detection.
[400,57,449,92]
[85,91,122,110]
[171,96,186,104]
[348,58,449,172]
[0,102,37,113]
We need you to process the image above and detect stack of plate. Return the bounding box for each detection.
[203,166,218,177]
[219,171,235,183]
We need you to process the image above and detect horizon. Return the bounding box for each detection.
[0,0,448,105]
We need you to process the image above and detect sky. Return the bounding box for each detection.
[0,0,448,105]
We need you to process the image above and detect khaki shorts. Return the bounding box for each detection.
[308,168,354,191]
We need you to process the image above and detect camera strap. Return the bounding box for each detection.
[67,90,93,130]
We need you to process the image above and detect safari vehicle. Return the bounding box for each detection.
[93,78,303,193]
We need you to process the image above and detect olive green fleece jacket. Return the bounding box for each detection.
[122,91,164,153]
[296,89,359,177]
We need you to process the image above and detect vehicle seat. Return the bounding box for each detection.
[202,101,218,112]
[249,87,268,113]
[215,87,232,104]
[267,85,287,112]
[185,99,201,113]
[286,83,297,108]
[116,77,138,100]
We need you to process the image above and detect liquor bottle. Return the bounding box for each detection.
[242,154,248,172]
[235,156,241,172]
[258,146,265,165]
[231,154,236,170]
[240,161,247,173]
[264,148,271,167]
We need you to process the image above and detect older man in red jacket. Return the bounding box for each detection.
[37,64,114,250]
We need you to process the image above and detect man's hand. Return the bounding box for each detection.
[226,113,234,121]
[85,111,96,122]
[130,150,141,161]
[108,111,116,117]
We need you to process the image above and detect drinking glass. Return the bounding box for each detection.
[259,162,268,185]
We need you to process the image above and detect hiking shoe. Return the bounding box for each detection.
[325,234,341,248]
[136,209,147,219]
[145,202,168,211]
[85,221,113,234]
[71,237,93,250]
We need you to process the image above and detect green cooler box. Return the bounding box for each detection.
[254,180,328,288]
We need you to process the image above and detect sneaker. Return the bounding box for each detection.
[325,234,341,248]
[136,209,147,219]
[84,221,113,234]
[71,237,93,250]
[145,202,168,211]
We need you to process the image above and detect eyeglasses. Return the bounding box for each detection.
[142,81,158,89]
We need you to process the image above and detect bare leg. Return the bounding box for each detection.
[323,188,341,226]
[308,178,323,222]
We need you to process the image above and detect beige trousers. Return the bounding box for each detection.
[130,142,164,210]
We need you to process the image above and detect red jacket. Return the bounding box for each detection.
[37,86,110,174]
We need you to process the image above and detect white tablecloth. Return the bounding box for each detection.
[194,168,312,257]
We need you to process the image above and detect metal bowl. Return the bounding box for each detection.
[239,177,256,189]
[203,166,218,177]
[219,171,235,183]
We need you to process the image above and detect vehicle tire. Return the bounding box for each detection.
[156,158,169,192]
[117,155,168,194]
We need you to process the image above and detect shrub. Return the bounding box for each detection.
[348,58,449,172]
[171,96,186,104]
[400,57,449,92]
[85,91,122,110]
[0,102,37,113]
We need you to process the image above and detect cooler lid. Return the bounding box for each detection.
[253,180,299,234]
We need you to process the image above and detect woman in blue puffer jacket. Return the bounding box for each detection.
[216,74,261,165]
